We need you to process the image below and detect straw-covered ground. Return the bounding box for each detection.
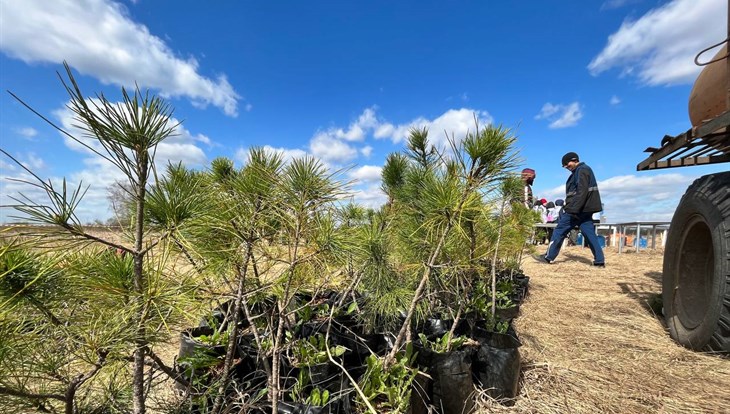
[476,245,730,414]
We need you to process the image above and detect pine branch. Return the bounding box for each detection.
[144,348,189,389]
[0,385,65,402]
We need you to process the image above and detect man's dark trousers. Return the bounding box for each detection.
[545,212,605,264]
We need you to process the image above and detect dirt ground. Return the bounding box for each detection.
[476,245,730,414]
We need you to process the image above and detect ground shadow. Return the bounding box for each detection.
[644,271,662,283]
[562,252,593,265]
[617,273,666,328]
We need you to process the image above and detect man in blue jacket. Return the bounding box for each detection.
[538,152,605,267]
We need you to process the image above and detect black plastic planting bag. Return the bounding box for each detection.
[276,376,354,414]
[199,295,278,331]
[421,318,449,339]
[233,333,268,391]
[179,326,225,359]
[495,304,520,322]
[199,299,238,329]
[277,402,323,414]
[514,274,530,300]
[415,345,476,414]
[472,329,521,401]
[417,317,471,341]
[409,371,431,414]
[276,401,345,414]
[177,326,226,391]
[431,348,476,414]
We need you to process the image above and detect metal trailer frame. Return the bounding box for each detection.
[637,110,730,171]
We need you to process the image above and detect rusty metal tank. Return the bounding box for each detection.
[689,44,728,127]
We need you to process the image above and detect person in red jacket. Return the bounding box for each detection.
[521,168,536,208]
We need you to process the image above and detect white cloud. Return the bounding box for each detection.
[190,133,212,146]
[310,107,495,163]
[374,108,494,148]
[535,103,560,119]
[161,125,209,167]
[354,107,380,130]
[374,123,396,139]
[309,133,358,164]
[538,172,700,223]
[315,106,380,143]
[0,99,211,223]
[535,102,583,128]
[155,142,207,168]
[14,127,38,139]
[426,109,494,148]
[0,152,48,173]
[1,168,51,222]
[0,0,241,116]
[610,95,621,105]
[0,152,117,224]
[24,153,46,170]
[374,121,415,143]
[600,0,640,11]
[0,159,16,172]
[349,165,382,183]
[588,0,725,85]
[1,133,208,224]
[236,145,308,166]
[53,101,209,168]
[52,104,103,156]
[349,183,387,209]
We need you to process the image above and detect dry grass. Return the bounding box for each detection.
[476,245,730,414]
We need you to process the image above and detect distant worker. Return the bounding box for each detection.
[552,199,564,220]
[538,152,605,267]
[521,168,536,208]
[545,201,557,241]
[545,201,557,223]
[533,198,548,223]
[532,198,549,244]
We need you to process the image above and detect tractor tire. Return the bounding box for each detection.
[663,171,730,353]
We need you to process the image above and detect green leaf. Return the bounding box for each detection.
[331,345,347,358]
[347,301,358,315]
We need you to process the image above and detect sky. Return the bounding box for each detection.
[0,0,727,224]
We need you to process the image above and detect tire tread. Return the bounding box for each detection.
[665,172,730,353]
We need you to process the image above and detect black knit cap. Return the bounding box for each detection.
[561,152,579,167]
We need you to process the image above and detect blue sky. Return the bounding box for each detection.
[0,0,727,224]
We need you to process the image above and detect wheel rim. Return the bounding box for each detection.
[675,215,714,329]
